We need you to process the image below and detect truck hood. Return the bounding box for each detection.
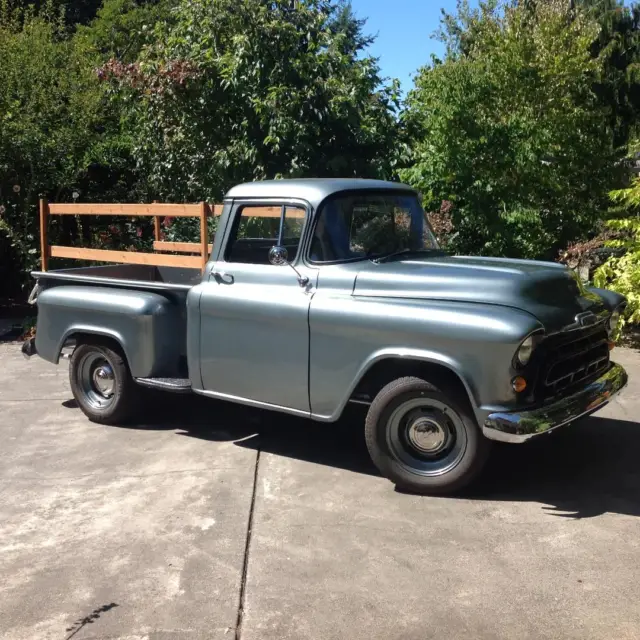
[353,255,606,331]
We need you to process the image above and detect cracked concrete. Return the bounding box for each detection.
[1,344,640,639]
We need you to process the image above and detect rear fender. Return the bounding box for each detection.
[35,285,185,378]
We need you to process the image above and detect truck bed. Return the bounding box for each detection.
[32,264,196,380]
[31,264,202,291]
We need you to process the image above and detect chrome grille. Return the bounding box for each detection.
[538,326,610,399]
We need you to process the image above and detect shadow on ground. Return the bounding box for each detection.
[64,602,119,640]
[62,393,640,519]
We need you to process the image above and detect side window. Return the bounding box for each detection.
[226,204,306,264]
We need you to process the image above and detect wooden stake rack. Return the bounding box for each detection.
[39,201,225,273]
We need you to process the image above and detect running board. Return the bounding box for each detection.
[134,377,192,393]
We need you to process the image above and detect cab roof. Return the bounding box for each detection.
[224,178,417,209]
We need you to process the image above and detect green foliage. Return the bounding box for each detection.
[400,0,623,259]
[576,0,640,148]
[4,0,640,308]
[0,2,152,292]
[0,0,402,292]
[76,0,173,62]
[594,178,640,328]
[0,11,104,286]
[103,0,401,203]
[1,0,152,28]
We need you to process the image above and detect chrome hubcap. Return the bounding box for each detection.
[407,416,447,454]
[386,398,467,477]
[92,365,115,398]
[77,352,117,410]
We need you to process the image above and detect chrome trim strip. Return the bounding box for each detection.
[135,377,192,394]
[192,387,311,418]
[482,362,628,443]
[31,270,194,292]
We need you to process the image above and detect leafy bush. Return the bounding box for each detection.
[594,181,640,329]
[0,1,166,292]
[0,11,102,289]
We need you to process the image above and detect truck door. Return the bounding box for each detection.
[198,200,315,413]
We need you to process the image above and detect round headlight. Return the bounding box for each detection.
[515,335,535,368]
[608,309,621,335]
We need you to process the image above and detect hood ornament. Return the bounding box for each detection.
[560,311,602,333]
[575,311,598,328]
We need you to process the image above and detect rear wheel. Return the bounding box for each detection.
[69,340,139,424]
[365,377,491,495]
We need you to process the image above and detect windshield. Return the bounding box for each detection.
[309,192,439,263]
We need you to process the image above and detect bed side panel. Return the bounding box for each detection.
[35,286,186,377]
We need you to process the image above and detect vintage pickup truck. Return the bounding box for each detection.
[22,179,628,494]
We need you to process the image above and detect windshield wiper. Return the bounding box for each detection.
[373,248,440,264]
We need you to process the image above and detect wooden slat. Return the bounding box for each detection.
[40,199,49,272]
[154,241,213,253]
[49,245,202,268]
[243,206,281,218]
[153,199,161,242]
[48,203,203,217]
[236,206,305,219]
[47,202,298,217]
[200,202,209,271]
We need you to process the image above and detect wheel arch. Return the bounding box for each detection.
[58,327,130,367]
[312,349,478,422]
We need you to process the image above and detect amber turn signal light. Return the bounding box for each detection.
[511,376,527,393]
[608,340,615,351]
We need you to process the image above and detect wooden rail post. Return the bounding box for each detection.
[39,198,49,271]
[153,200,161,243]
[200,202,209,272]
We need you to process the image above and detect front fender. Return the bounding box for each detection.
[309,295,543,422]
[587,286,626,312]
[313,346,477,422]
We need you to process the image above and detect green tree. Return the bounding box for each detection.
[1,0,163,29]
[577,0,640,148]
[0,11,102,287]
[442,1,640,146]
[102,0,401,203]
[401,0,622,259]
[0,3,151,293]
[76,0,174,62]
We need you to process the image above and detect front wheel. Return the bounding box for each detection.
[69,340,139,425]
[365,377,491,495]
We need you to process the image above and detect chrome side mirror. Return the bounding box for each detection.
[269,245,289,266]
[268,245,310,288]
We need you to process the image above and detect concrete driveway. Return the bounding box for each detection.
[1,343,640,640]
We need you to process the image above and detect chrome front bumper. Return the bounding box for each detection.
[482,362,628,443]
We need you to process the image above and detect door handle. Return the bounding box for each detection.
[212,270,234,284]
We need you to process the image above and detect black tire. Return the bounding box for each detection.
[365,376,491,495]
[69,340,139,425]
